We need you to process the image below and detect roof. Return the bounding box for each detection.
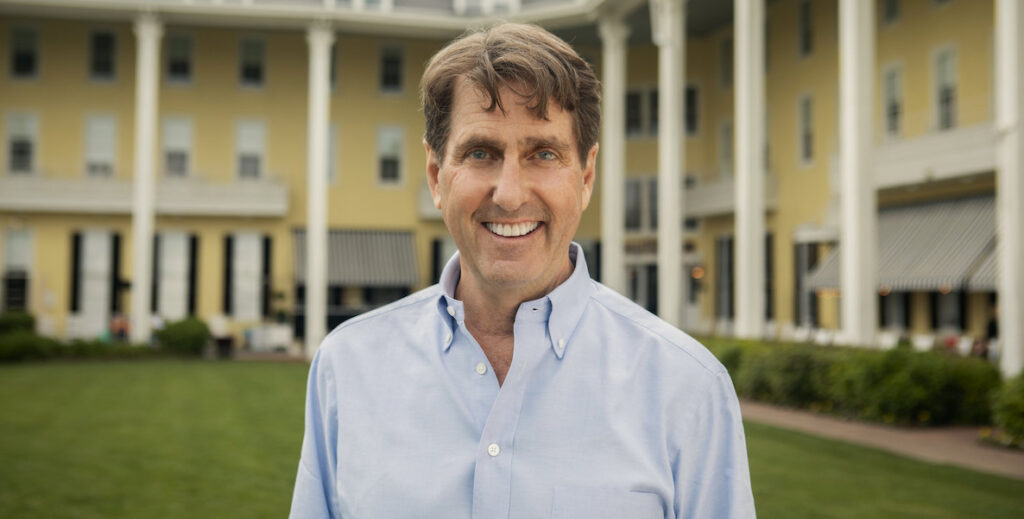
[293,229,419,287]
[805,196,995,292]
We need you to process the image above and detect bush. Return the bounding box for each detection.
[156,318,210,356]
[992,375,1024,445]
[0,311,35,335]
[701,336,1001,426]
[0,330,59,362]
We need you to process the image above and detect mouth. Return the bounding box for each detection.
[484,221,541,238]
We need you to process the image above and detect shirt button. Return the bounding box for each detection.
[447,305,455,317]
[487,443,500,457]
[475,362,487,375]
[557,338,566,350]
[444,332,452,344]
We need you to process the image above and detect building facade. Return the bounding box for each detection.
[0,0,1021,376]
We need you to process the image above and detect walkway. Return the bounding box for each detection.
[740,400,1024,481]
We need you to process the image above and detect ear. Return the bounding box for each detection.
[424,138,442,209]
[580,143,598,210]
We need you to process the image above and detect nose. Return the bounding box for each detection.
[491,157,528,211]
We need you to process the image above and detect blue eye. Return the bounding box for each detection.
[536,150,557,160]
[469,150,489,160]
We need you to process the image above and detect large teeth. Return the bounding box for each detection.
[486,222,539,237]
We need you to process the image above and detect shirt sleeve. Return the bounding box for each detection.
[289,348,341,519]
[673,370,757,519]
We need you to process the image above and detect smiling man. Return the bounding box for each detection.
[290,23,755,519]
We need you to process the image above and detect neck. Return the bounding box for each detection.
[455,259,573,338]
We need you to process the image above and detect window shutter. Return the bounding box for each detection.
[151,234,160,313]
[188,234,198,316]
[223,235,233,315]
[262,235,272,318]
[110,233,121,313]
[70,232,82,313]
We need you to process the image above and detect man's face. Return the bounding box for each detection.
[425,78,597,297]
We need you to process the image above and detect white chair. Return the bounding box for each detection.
[911,334,935,352]
[877,330,900,350]
[813,328,834,346]
[793,326,811,343]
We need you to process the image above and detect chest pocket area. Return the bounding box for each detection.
[551,486,665,519]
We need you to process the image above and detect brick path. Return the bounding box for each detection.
[740,400,1024,481]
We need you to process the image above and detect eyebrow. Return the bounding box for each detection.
[452,135,572,159]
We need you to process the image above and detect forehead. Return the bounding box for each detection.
[448,77,573,146]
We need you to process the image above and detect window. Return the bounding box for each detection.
[935,49,956,130]
[6,113,37,175]
[10,27,37,78]
[239,39,265,87]
[720,121,733,177]
[152,231,196,321]
[236,120,266,179]
[625,88,659,137]
[162,117,192,177]
[932,291,964,331]
[798,0,813,57]
[799,95,813,163]
[2,229,31,312]
[721,37,733,88]
[625,91,643,136]
[685,85,699,135]
[377,125,403,185]
[380,46,402,93]
[166,35,192,83]
[715,235,734,320]
[884,67,902,138]
[328,123,338,184]
[624,177,658,233]
[882,0,900,24]
[85,115,116,177]
[224,232,268,321]
[880,292,909,330]
[90,31,116,80]
[627,263,658,314]
[793,242,819,327]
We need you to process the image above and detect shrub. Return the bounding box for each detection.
[992,374,1024,445]
[0,330,59,362]
[0,312,35,335]
[156,318,210,356]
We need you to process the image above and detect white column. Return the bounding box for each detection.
[996,0,1024,377]
[651,0,685,328]
[598,15,630,295]
[305,23,334,359]
[130,14,162,344]
[734,0,765,339]
[838,0,877,346]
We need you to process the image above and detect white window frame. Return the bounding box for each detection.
[236,119,266,180]
[88,29,117,82]
[932,45,957,131]
[379,45,403,94]
[84,115,117,177]
[882,63,903,140]
[376,125,404,186]
[5,112,39,176]
[162,116,192,178]
[10,26,38,80]
[165,34,192,85]
[797,94,814,167]
[239,37,265,88]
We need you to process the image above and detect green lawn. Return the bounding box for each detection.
[1,360,1022,518]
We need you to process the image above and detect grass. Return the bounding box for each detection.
[1,360,1023,518]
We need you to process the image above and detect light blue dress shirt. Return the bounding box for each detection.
[290,244,755,518]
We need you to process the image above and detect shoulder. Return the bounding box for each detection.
[586,280,727,378]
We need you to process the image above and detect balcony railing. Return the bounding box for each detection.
[684,174,779,218]
[0,173,289,217]
[873,122,995,190]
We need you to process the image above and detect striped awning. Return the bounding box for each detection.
[293,229,419,287]
[805,196,994,291]
[967,246,998,291]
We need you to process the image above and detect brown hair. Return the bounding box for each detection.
[420,22,601,165]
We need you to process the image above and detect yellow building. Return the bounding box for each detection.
[0,0,1021,376]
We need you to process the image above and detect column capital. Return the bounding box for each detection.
[133,12,163,40]
[306,20,335,47]
[649,0,685,48]
[597,14,631,45]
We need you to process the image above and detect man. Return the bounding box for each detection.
[290,23,755,518]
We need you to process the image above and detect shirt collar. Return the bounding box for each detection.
[436,242,595,359]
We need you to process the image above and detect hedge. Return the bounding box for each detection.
[702,337,1001,426]
[0,311,35,335]
[993,375,1024,446]
[0,330,161,363]
[155,317,210,356]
